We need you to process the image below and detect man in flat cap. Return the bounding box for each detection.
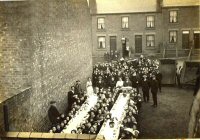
[141,74,150,102]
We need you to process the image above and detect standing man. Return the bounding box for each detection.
[124,77,132,87]
[74,80,82,95]
[96,76,105,89]
[176,66,183,88]
[130,72,139,93]
[48,101,60,126]
[150,75,159,107]
[156,70,162,93]
[141,75,150,102]
[68,86,76,110]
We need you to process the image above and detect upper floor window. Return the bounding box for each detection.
[146,16,155,28]
[122,17,129,29]
[169,11,178,23]
[146,35,155,47]
[169,31,177,43]
[97,17,105,30]
[98,36,106,49]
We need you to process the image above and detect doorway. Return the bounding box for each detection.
[194,31,200,49]
[110,36,117,60]
[182,31,189,49]
[122,38,129,58]
[135,35,142,53]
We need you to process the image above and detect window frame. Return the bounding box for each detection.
[169,10,178,23]
[121,16,129,29]
[146,34,155,47]
[146,15,155,28]
[169,30,178,44]
[97,17,105,30]
[97,36,106,49]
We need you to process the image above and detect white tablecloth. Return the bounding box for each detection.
[98,93,130,140]
[62,94,98,133]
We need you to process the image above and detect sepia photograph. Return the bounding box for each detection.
[0,0,199,139]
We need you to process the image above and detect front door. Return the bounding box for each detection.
[182,31,189,49]
[110,36,117,53]
[194,32,200,49]
[135,35,142,53]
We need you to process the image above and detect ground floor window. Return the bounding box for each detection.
[169,31,177,43]
[98,36,106,49]
[146,35,155,47]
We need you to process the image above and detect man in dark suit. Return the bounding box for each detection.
[141,75,150,102]
[108,77,116,92]
[74,80,82,95]
[124,77,132,87]
[156,70,162,93]
[96,76,105,89]
[68,86,76,109]
[150,75,159,107]
[48,101,60,125]
[130,72,139,93]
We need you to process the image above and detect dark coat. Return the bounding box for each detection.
[109,79,116,89]
[124,80,132,87]
[141,80,150,92]
[68,90,75,108]
[74,83,82,94]
[150,79,159,93]
[96,80,105,89]
[131,76,139,88]
[156,72,163,82]
[48,105,60,125]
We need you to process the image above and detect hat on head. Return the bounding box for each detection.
[50,101,56,104]
[143,75,147,78]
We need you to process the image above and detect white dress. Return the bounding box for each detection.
[116,81,124,88]
[86,81,94,96]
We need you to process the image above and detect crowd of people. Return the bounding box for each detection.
[48,80,88,133]
[93,55,162,107]
[71,87,120,134]
[48,55,162,139]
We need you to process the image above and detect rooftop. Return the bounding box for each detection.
[162,0,200,7]
[91,0,158,14]
[90,0,200,14]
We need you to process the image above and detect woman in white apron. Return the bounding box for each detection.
[86,77,94,96]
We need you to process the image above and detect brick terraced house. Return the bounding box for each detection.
[89,0,200,60]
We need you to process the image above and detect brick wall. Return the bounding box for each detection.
[92,13,163,57]
[162,7,200,48]
[0,0,92,132]
[92,6,200,57]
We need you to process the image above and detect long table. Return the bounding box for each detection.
[62,94,98,133]
[98,92,130,140]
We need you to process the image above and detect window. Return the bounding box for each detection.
[169,11,178,23]
[98,36,106,49]
[122,17,129,29]
[146,16,155,28]
[146,35,155,47]
[169,31,177,43]
[97,18,105,29]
